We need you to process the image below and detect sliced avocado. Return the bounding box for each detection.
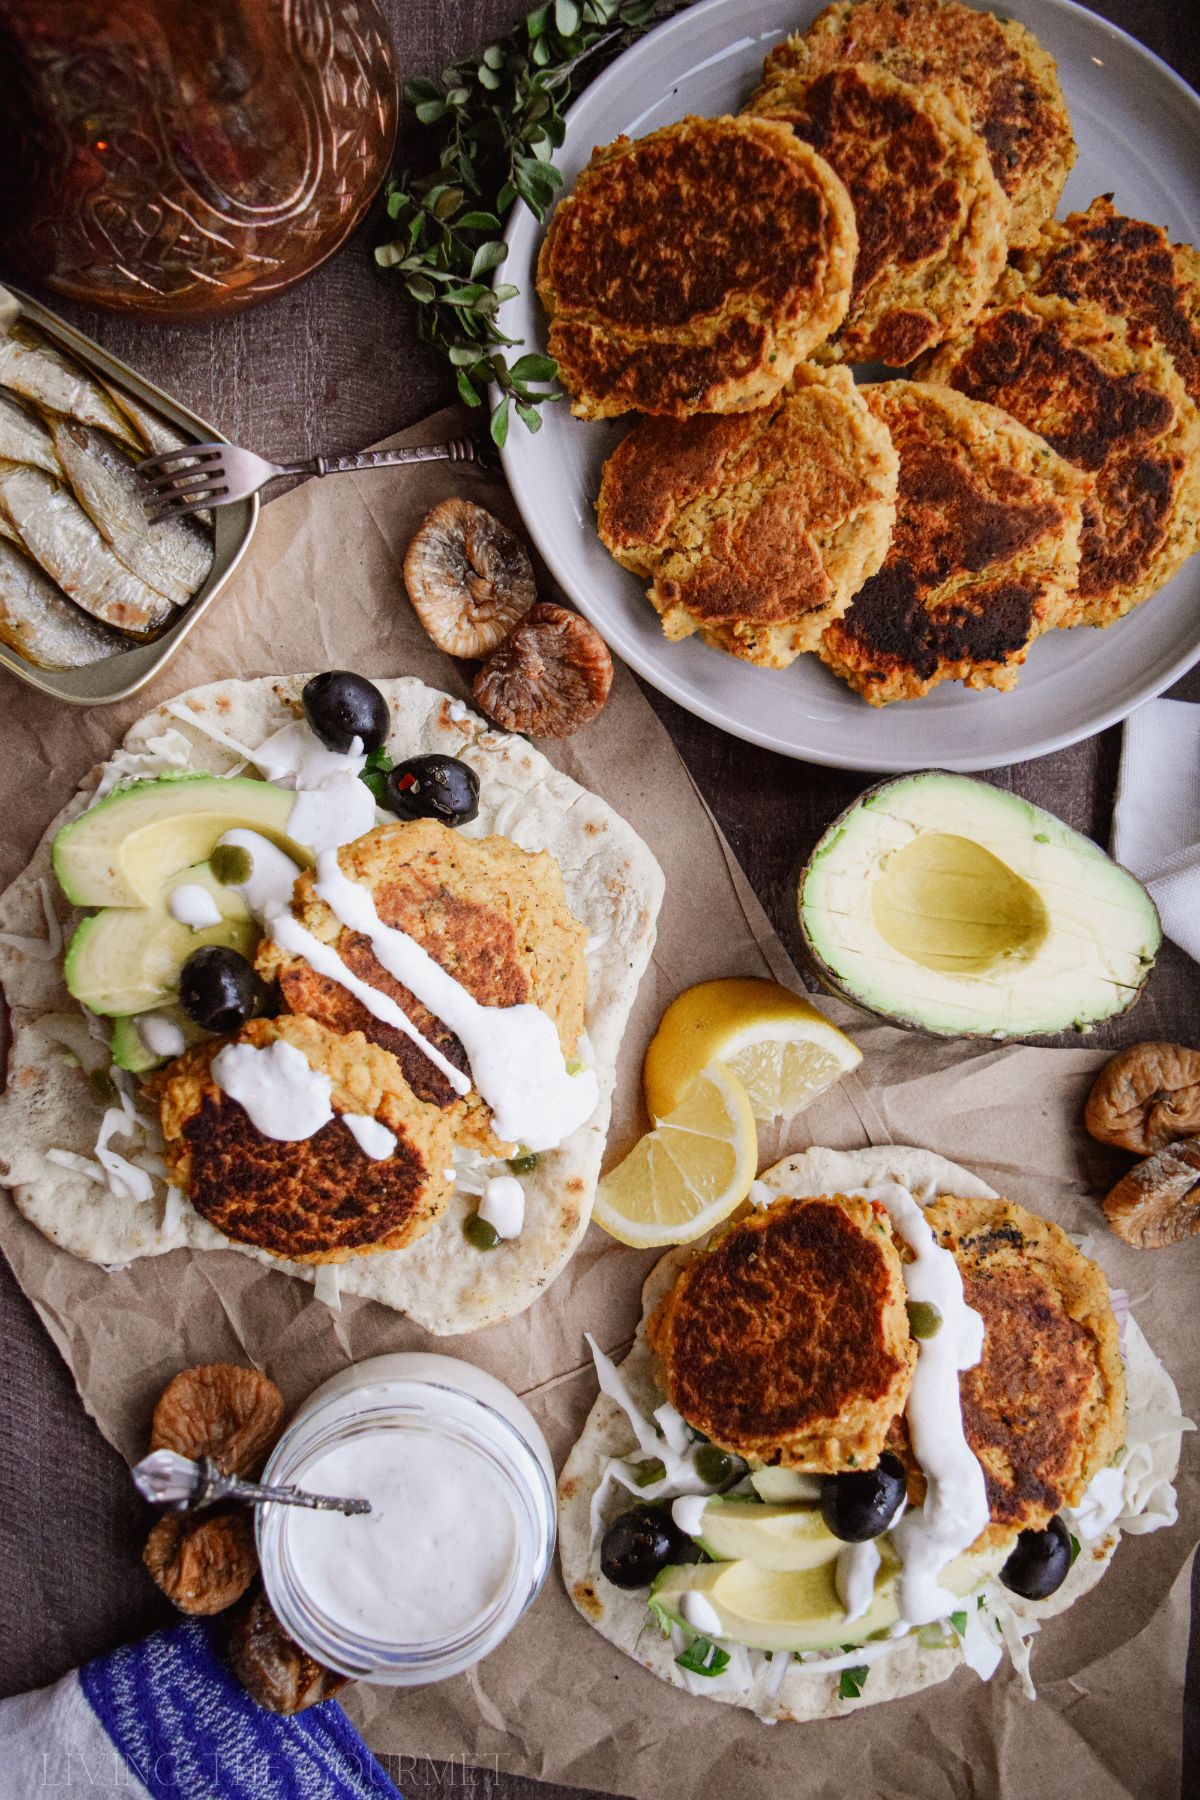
[748,1467,824,1504]
[798,773,1160,1039]
[695,1500,840,1571]
[110,1008,207,1073]
[651,1540,1009,1655]
[54,773,310,908]
[65,862,256,1016]
[650,1547,901,1653]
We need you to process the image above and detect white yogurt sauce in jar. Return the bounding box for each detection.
[258,1353,556,1685]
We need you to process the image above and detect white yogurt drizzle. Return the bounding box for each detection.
[313,849,599,1152]
[210,1039,333,1141]
[343,1113,397,1161]
[137,1014,186,1059]
[479,1175,525,1239]
[835,1539,882,1625]
[680,1591,724,1636]
[168,883,222,930]
[671,1494,709,1539]
[251,720,376,856]
[853,1182,989,1626]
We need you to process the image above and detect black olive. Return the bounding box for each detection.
[179,946,273,1034]
[999,1515,1072,1601]
[384,754,480,826]
[600,1504,693,1589]
[819,1453,908,1542]
[302,671,390,754]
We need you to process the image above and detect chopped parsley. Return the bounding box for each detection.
[950,1611,968,1638]
[1069,1533,1081,1566]
[675,1637,730,1677]
[359,744,393,803]
[838,1665,870,1700]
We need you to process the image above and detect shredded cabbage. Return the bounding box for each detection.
[313,1264,343,1312]
[91,728,194,804]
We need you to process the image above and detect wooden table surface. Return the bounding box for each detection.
[1,3,1198,1795]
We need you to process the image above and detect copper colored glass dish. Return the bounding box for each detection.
[0,0,397,319]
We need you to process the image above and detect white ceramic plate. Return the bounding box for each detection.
[498,0,1200,771]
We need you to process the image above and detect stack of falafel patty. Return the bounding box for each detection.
[542,0,1200,703]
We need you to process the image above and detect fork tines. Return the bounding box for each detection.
[137,443,228,522]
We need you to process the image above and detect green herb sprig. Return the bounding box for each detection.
[375,1,679,448]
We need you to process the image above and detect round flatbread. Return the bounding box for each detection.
[558,1145,1186,1719]
[0,675,663,1334]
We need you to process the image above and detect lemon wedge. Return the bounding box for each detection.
[643,977,862,1123]
[594,1061,757,1247]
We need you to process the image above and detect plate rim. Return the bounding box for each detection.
[498,0,1200,772]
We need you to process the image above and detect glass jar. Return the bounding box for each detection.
[257,1353,556,1686]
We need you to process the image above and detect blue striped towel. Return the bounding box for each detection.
[0,1617,400,1799]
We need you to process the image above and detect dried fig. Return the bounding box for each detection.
[144,1508,257,1615]
[227,1590,348,1713]
[1085,1043,1200,1155]
[404,498,535,656]
[1104,1135,1200,1248]
[150,1364,285,1478]
[472,602,613,737]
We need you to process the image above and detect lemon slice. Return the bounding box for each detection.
[643,977,862,1123]
[594,1062,757,1247]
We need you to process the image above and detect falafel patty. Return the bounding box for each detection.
[921,1194,1128,1547]
[536,114,857,419]
[1010,195,1200,407]
[762,0,1075,249]
[596,364,898,667]
[255,819,589,1153]
[746,62,1009,367]
[920,290,1200,625]
[156,1015,454,1263]
[648,1194,915,1472]
[819,380,1088,704]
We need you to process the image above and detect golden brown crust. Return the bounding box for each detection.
[256,819,589,1152]
[923,1194,1126,1545]
[920,290,1200,625]
[746,62,1009,364]
[157,1014,454,1263]
[648,1194,915,1471]
[764,0,1075,247]
[818,380,1088,703]
[536,114,857,418]
[596,364,898,666]
[1011,196,1200,406]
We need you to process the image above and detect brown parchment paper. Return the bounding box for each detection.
[0,408,1195,1800]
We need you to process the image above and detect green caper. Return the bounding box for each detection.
[90,1068,118,1106]
[508,1150,540,1175]
[463,1213,500,1251]
[906,1300,943,1339]
[634,1457,666,1488]
[210,844,253,886]
[695,1444,737,1487]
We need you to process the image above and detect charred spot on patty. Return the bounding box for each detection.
[182,1094,437,1259]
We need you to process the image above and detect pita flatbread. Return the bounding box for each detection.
[0,674,663,1333]
[558,1146,1187,1719]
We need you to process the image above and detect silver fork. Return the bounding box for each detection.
[137,430,493,522]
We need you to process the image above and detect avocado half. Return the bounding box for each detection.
[797,772,1161,1040]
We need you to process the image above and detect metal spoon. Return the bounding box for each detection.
[133,1448,371,1518]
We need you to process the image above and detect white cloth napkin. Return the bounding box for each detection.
[1113,698,1200,963]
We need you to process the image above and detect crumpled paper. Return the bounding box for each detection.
[0,409,1194,1800]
